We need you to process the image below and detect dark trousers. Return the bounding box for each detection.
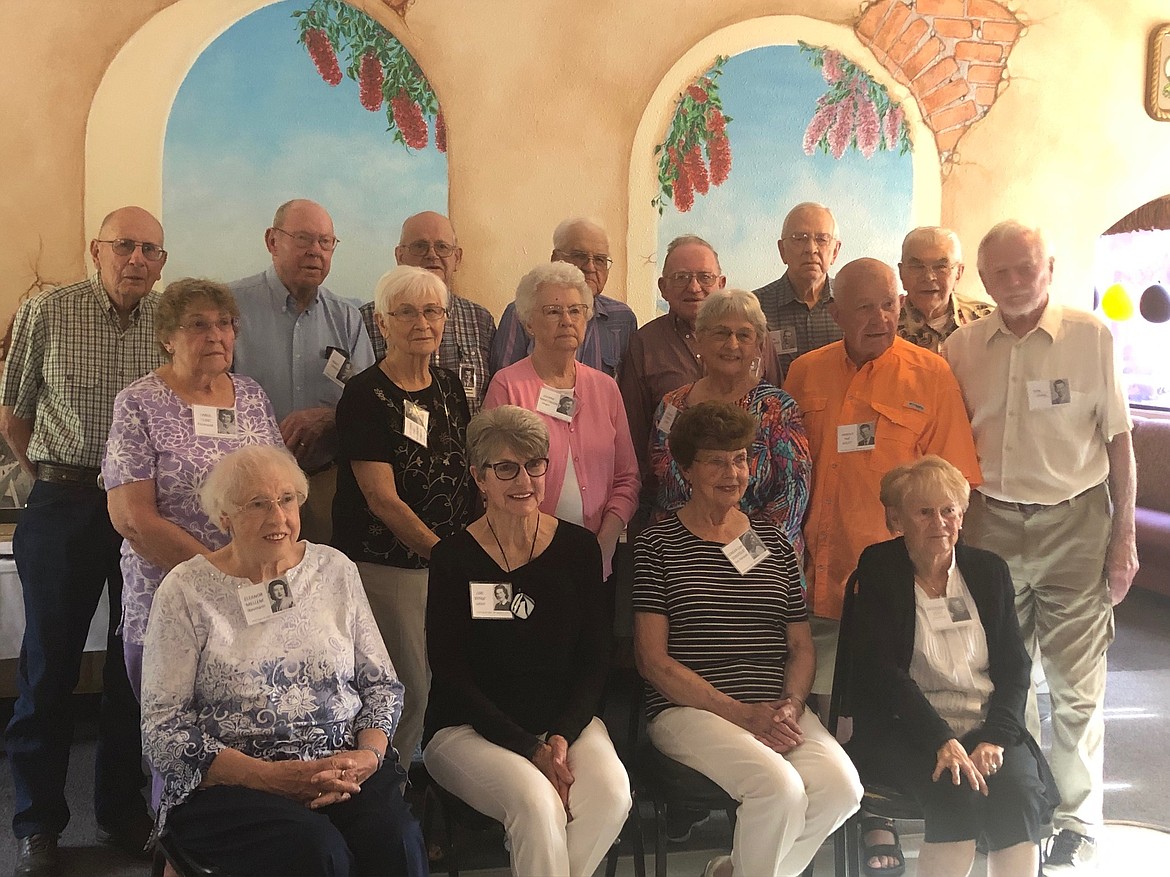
[5,480,146,838]
[166,765,427,876]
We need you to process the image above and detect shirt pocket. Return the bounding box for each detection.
[869,401,930,471]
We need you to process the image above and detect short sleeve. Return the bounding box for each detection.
[102,385,159,489]
[1,297,44,417]
[632,528,668,615]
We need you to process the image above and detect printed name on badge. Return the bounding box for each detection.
[403,400,429,447]
[657,403,680,434]
[193,404,238,437]
[923,595,974,631]
[323,347,352,388]
[537,386,575,422]
[470,582,514,619]
[837,422,877,453]
[238,582,275,626]
[721,529,770,575]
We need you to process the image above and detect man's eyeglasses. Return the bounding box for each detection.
[783,232,835,248]
[272,228,339,251]
[557,250,613,269]
[404,240,457,258]
[665,271,720,288]
[178,316,239,335]
[95,239,167,262]
[482,458,550,480]
[539,304,591,321]
[387,305,448,323]
[236,492,300,517]
[902,260,956,276]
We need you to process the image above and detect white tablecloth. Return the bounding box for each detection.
[0,558,110,660]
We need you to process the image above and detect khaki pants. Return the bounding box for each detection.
[964,485,1114,834]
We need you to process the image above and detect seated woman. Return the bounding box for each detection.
[484,262,639,579]
[848,456,1058,877]
[634,402,861,877]
[140,445,426,877]
[424,405,632,877]
[649,290,810,556]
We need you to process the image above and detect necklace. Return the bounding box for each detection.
[914,573,948,598]
[486,513,540,573]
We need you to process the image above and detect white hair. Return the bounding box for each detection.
[373,265,449,315]
[513,262,592,324]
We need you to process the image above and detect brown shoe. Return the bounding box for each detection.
[14,834,59,877]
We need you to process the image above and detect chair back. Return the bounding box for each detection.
[827,569,861,738]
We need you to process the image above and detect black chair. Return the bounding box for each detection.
[150,831,228,877]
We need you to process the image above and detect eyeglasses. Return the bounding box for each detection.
[902,260,956,276]
[387,305,448,323]
[236,492,300,517]
[482,458,550,480]
[95,239,167,262]
[539,304,591,320]
[272,228,339,251]
[557,250,613,269]
[178,316,239,335]
[783,232,835,248]
[665,271,720,288]
[693,452,750,471]
[404,240,457,258]
[702,326,758,345]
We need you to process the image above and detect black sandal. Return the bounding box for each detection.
[860,815,906,876]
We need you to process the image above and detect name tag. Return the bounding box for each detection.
[324,347,353,388]
[193,404,238,437]
[770,327,798,355]
[721,529,770,575]
[657,403,680,434]
[537,386,576,422]
[923,595,974,630]
[1027,378,1071,410]
[837,422,876,453]
[404,400,429,447]
[459,364,478,402]
[237,577,295,626]
[470,581,514,619]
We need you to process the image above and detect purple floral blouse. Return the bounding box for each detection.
[102,372,282,645]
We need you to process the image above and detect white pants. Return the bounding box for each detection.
[356,562,429,764]
[424,717,632,877]
[649,707,861,877]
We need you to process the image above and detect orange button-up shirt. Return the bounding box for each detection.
[785,337,982,619]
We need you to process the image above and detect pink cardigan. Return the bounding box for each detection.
[484,357,640,546]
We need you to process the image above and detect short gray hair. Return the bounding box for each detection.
[879,455,970,532]
[466,405,550,472]
[977,221,1046,273]
[901,226,963,262]
[782,201,838,238]
[552,217,606,251]
[695,289,768,341]
[199,445,308,531]
[514,262,592,324]
[373,265,449,315]
[663,235,721,272]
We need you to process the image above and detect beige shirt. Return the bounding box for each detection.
[943,302,1131,505]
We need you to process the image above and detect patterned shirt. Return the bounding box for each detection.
[752,273,842,381]
[0,275,163,470]
[649,381,811,558]
[141,545,402,829]
[360,293,497,414]
[898,294,994,354]
[633,516,807,720]
[489,293,638,378]
[101,373,283,645]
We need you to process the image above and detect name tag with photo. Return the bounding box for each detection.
[193,404,238,437]
[404,400,429,447]
[837,421,877,453]
[324,347,353,388]
[721,529,770,575]
[1027,378,1072,410]
[537,386,576,422]
[470,581,514,619]
[657,403,680,434]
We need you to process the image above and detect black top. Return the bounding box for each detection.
[332,363,474,568]
[632,516,807,720]
[850,538,1031,754]
[424,521,611,756]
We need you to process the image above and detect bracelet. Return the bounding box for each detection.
[357,745,385,771]
[785,694,806,714]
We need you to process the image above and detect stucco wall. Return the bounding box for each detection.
[2,0,1170,321]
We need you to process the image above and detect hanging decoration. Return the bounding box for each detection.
[1100,283,1135,321]
[1140,283,1170,323]
[653,57,732,215]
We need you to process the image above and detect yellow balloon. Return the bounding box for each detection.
[1101,283,1134,321]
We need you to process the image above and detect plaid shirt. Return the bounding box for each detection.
[898,293,994,354]
[752,273,842,381]
[360,292,497,414]
[0,275,163,469]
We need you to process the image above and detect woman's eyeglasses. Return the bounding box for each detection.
[482,458,550,480]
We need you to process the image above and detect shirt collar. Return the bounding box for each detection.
[265,264,319,313]
[592,293,618,320]
[90,274,147,325]
[989,298,1061,342]
[779,272,833,308]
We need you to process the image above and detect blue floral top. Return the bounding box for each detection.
[141,544,403,828]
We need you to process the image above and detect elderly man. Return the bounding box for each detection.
[753,201,844,379]
[943,222,1138,873]
[489,217,638,377]
[229,199,373,543]
[897,226,992,352]
[1,207,163,875]
[360,211,496,413]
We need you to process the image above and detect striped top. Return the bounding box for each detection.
[633,515,808,720]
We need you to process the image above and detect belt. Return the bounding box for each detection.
[978,484,1100,515]
[37,462,102,488]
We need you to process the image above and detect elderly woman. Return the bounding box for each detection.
[649,290,810,556]
[332,265,475,765]
[140,446,425,876]
[424,405,632,877]
[483,262,638,578]
[848,456,1057,877]
[634,402,861,877]
[103,277,282,697]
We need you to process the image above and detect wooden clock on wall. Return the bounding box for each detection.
[1149,24,1170,121]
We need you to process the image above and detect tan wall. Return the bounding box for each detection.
[3,0,1170,323]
